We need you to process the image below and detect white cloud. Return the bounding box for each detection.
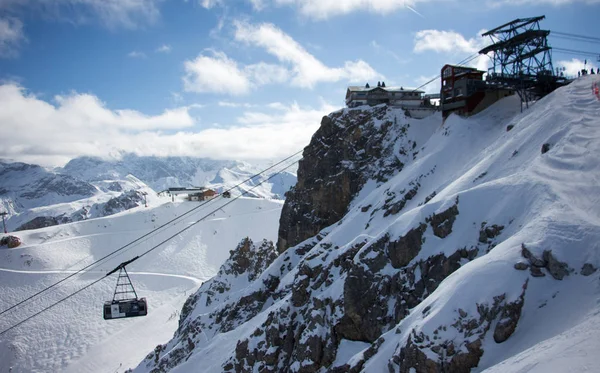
[244,62,290,85]
[183,50,252,95]
[0,17,24,58]
[0,0,161,29]
[0,83,338,166]
[233,21,381,88]
[218,101,254,108]
[249,0,267,10]
[184,22,380,95]
[156,44,171,53]
[199,0,224,8]
[128,50,147,58]
[490,0,600,5]
[413,29,487,54]
[272,0,423,20]
[556,58,598,77]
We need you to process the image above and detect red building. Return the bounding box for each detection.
[441,64,513,119]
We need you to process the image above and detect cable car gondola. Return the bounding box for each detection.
[103,259,147,320]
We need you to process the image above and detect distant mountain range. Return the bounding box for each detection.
[59,154,296,199]
[0,154,296,231]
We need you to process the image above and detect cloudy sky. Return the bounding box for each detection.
[0,0,598,166]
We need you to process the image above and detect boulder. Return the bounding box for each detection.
[1,235,22,248]
[543,250,570,280]
[514,262,529,270]
[530,266,545,277]
[581,263,597,276]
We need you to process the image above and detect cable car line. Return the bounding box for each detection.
[0,157,301,336]
[553,47,600,57]
[552,31,600,43]
[551,35,600,46]
[0,148,306,320]
[0,48,483,333]
[412,53,480,91]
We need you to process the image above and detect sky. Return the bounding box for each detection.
[0,0,599,167]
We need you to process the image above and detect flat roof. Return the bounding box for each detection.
[347,86,425,93]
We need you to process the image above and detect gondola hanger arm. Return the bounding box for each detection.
[106,256,140,277]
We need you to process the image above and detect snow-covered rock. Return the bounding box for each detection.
[134,75,600,373]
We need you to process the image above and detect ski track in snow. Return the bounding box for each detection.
[0,196,284,373]
[0,267,207,284]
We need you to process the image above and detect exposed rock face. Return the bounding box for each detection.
[101,190,144,216]
[16,216,64,231]
[427,200,459,239]
[393,281,528,372]
[494,280,528,343]
[138,238,282,373]
[0,162,97,212]
[385,224,427,269]
[106,181,123,192]
[521,244,571,280]
[14,190,145,231]
[19,174,97,200]
[277,107,410,253]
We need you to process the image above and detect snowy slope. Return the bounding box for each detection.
[0,195,284,372]
[134,75,600,372]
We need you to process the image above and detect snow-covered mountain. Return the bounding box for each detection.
[60,154,297,199]
[0,162,98,214]
[0,196,284,372]
[133,75,600,373]
[0,163,158,232]
[1,155,296,232]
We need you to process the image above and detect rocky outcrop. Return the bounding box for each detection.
[277,107,414,253]
[581,263,597,276]
[101,189,144,216]
[392,280,528,372]
[520,244,571,280]
[106,181,123,192]
[427,199,459,239]
[138,238,284,373]
[19,174,97,200]
[16,216,65,231]
[493,280,527,343]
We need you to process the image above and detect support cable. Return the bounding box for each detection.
[0,49,485,334]
[0,149,305,319]
[0,157,301,337]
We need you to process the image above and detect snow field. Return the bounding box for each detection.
[0,195,283,372]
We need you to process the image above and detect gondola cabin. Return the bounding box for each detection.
[103,298,147,320]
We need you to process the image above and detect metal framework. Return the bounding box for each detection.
[479,16,566,110]
[112,267,138,301]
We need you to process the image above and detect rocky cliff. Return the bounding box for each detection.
[277,106,410,252]
[133,77,600,373]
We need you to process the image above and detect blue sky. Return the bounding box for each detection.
[0,0,598,166]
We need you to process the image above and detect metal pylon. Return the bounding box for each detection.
[112,267,138,301]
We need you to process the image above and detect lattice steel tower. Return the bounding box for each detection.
[479,16,563,109]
